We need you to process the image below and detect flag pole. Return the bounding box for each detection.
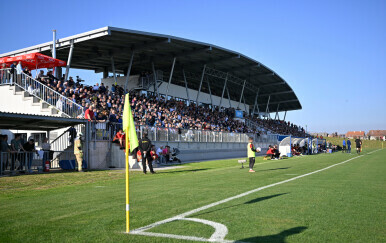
[125,133,130,233]
[123,93,138,233]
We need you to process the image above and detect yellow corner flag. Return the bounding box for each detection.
[122,93,139,233]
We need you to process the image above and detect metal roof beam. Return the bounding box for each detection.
[258,81,286,88]
[229,63,261,72]
[178,54,240,69]
[259,90,294,97]
[258,99,298,106]
[71,38,170,64]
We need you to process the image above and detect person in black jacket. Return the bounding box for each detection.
[138,133,155,174]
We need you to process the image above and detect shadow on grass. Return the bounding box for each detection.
[244,193,288,204]
[192,193,288,217]
[258,167,291,172]
[159,168,210,174]
[236,226,307,243]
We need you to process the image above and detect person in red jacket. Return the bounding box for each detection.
[266,145,275,160]
[150,145,158,161]
[112,129,125,149]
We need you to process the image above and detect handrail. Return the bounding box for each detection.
[0,68,84,118]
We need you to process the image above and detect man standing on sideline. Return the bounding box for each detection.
[342,139,346,153]
[355,137,362,155]
[347,138,351,153]
[138,133,155,174]
[74,133,84,172]
[247,137,260,173]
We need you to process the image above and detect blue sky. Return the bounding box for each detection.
[1,0,385,133]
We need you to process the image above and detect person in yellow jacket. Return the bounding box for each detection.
[247,137,261,173]
[74,132,84,172]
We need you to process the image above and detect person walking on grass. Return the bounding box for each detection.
[347,138,351,153]
[342,139,346,153]
[247,137,261,173]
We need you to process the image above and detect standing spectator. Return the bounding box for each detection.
[74,133,84,172]
[0,64,8,84]
[23,138,38,173]
[1,135,11,173]
[10,61,17,85]
[138,133,155,174]
[11,134,25,172]
[85,105,96,121]
[342,139,346,153]
[68,127,77,145]
[41,138,51,170]
[347,138,351,153]
[163,146,171,163]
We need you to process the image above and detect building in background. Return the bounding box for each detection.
[367,130,386,140]
[346,131,365,139]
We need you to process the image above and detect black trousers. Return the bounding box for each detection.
[249,157,255,169]
[142,154,154,173]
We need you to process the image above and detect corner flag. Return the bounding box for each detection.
[122,93,138,233]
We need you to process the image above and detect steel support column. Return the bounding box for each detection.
[52,30,57,77]
[64,40,74,82]
[219,73,228,108]
[284,110,287,121]
[103,67,108,78]
[275,103,280,120]
[207,78,213,107]
[226,87,232,108]
[265,95,271,119]
[242,95,248,114]
[124,52,134,92]
[182,69,190,104]
[252,89,259,116]
[111,56,118,85]
[152,62,158,97]
[165,57,176,99]
[237,80,247,109]
[196,64,207,104]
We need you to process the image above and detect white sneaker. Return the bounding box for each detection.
[249,169,255,173]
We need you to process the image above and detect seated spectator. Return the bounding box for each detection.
[112,129,125,149]
[156,146,165,164]
[150,145,158,162]
[163,145,171,162]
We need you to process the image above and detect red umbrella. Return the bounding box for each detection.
[0,52,66,70]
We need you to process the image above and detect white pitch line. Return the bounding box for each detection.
[130,149,383,242]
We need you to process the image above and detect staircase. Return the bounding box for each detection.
[49,125,84,167]
[0,85,60,116]
[0,68,84,118]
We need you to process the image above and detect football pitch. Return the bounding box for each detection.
[0,149,385,243]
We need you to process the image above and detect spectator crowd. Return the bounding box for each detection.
[0,65,308,137]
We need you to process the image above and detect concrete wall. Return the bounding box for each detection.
[88,140,268,169]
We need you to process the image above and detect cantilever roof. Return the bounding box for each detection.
[0,26,302,112]
[0,112,86,131]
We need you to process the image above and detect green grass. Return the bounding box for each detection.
[326,137,385,149]
[0,149,385,242]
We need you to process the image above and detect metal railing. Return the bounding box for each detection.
[0,68,84,118]
[90,123,279,145]
[0,150,79,176]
